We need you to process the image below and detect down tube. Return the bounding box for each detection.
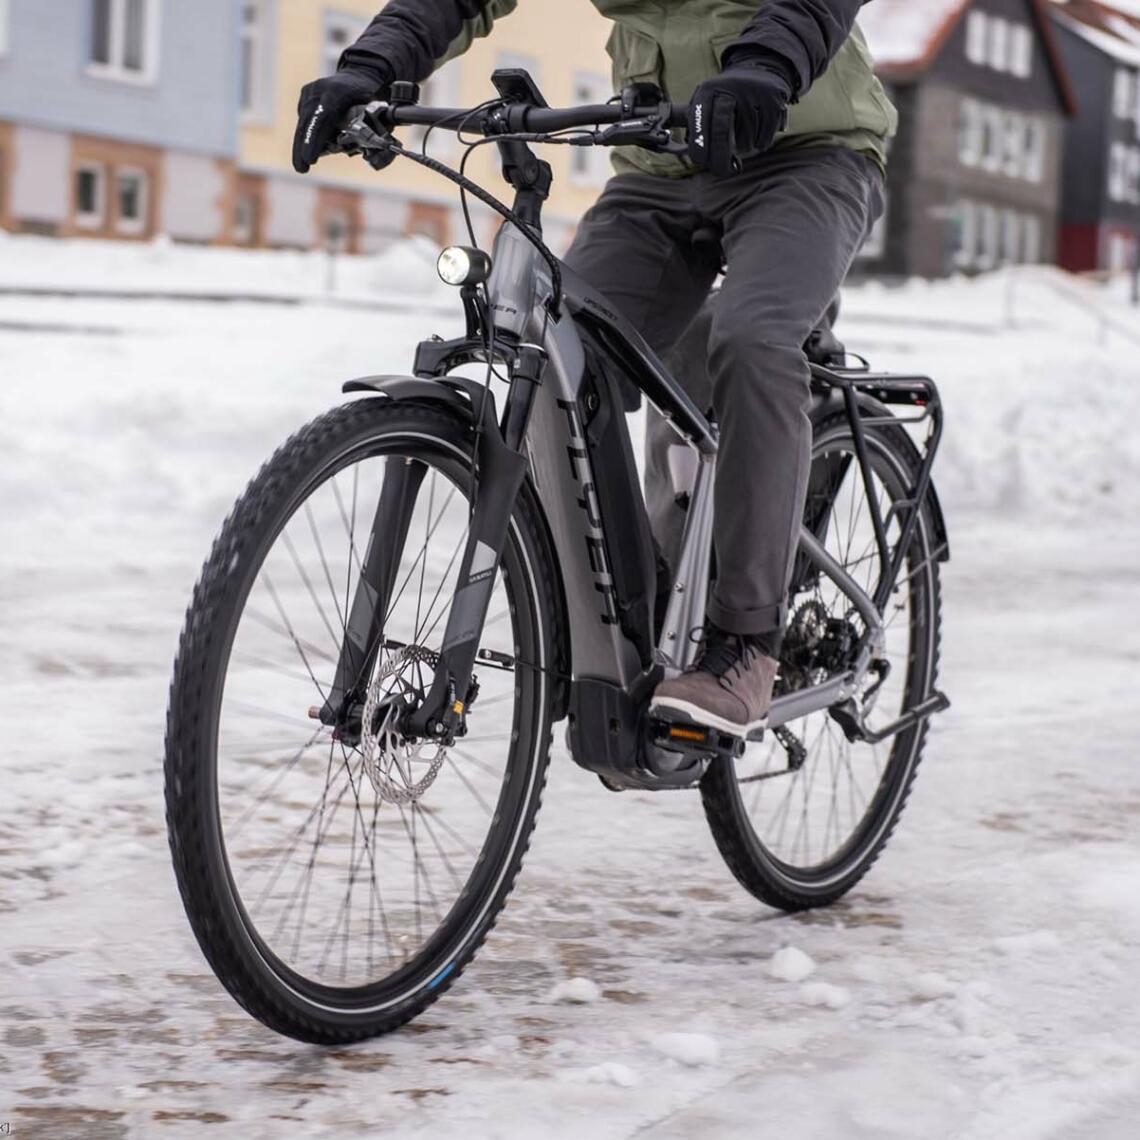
[523,307,645,690]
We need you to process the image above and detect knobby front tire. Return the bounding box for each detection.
[165,399,561,1043]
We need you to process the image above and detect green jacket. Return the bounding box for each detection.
[349,0,897,176]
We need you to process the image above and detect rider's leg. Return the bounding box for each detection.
[563,172,722,411]
[652,146,883,734]
[702,147,883,645]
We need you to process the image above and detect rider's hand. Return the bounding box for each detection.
[292,66,391,174]
[688,52,795,178]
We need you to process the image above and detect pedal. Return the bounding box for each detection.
[650,716,746,760]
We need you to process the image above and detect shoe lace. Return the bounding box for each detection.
[694,629,758,686]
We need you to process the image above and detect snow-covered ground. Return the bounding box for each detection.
[2,235,1139,1138]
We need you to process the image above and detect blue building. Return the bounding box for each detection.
[0,0,240,241]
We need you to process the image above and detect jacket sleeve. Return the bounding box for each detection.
[340,0,519,81]
[723,0,866,95]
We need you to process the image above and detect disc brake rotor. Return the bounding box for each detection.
[359,646,446,805]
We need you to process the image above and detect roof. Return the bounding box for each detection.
[859,0,1078,113]
[1049,1,1140,67]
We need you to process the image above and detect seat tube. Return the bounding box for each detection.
[658,454,716,674]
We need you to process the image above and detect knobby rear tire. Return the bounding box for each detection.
[700,412,943,912]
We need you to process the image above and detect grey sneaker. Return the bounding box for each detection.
[650,629,778,736]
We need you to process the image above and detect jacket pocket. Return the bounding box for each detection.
[606,24,663,87]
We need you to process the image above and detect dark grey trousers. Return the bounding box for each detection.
[564,145,884,638]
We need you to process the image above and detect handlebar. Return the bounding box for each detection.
[339,97,690,158]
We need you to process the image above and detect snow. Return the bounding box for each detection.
[1052,9,1140,67]
[549,977,604,1004]
[647,1032,721,1067]
[859,0,966,68]
[3,236,1140,1137]
[768,946,818,982]
[799,982,852,1010]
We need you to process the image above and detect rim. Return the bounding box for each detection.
[210,433,533,997]
[731,427,931,875]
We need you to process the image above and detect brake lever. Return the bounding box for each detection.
[335,104,400,169]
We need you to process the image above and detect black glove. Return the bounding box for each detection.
[292,65,391,174]
[688,54,795,178]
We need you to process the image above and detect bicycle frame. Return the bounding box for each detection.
[329,92,950,790]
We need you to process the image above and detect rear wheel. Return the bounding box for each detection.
[700,414,942,911]
[165,399,560,1042]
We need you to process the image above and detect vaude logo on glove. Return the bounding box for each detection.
[304,104,326,145]
[693,102,706,150]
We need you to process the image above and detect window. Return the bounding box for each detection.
[1109,142,1127,202]
[981,106,1003,172]
[1126,147,1140,205]
[1022,214,1041,264]
[116,168,148,234]
[1002,111,1025,178]
[75,163,106,229]
[954,200,977,268]
[571,71,611,186]
[323,10,363,77]
[241,2,268,117]
[987,17,1009,73]
[410,58,461,157]
[1001,209,1020,264]
[234,192,259,246]
[959,98,982,167]
[1024,118,1046,184]
[1113,69,1135,121]
[978,204,999,269]
[89,0,159,82]
[1009,25,1032,79]
[966,11,987,65]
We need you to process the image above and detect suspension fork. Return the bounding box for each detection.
[406,344,548,741]
[318,459,427,725]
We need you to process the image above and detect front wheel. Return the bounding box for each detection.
[700,413,943,911]
[165,398,561,1043]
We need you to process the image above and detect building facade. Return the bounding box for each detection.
[235,0,613,254]
[859,0,1075,277]
[1050,0,1140,272]
[0,0,240,242]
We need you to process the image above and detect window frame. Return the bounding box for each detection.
[1113,69,1134,121]
[965,10,987,66]
[980,105,1004,173]
[115,166,149,235]
[1022,214,1041,265]
[954,199,976,269]
[323,9,364,78]
[570,70,612,188]
[87,0,161,86]
[959,97,982,168]
[240,1,271,120]
[1108,141,1127,202]
[0,0,10,57]
[987,16,1009,73]
[75,162,108,230]
[1023,118,1046,184]
[1009,24,1032,79]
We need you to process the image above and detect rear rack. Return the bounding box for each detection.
[809,362,949,617]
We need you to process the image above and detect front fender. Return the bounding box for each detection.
[343,373,480,415]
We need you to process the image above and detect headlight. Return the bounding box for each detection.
[437,246,493,287]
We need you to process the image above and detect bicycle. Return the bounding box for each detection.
[165,71,951,1044]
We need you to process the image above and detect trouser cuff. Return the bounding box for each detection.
[707,596,787,640]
